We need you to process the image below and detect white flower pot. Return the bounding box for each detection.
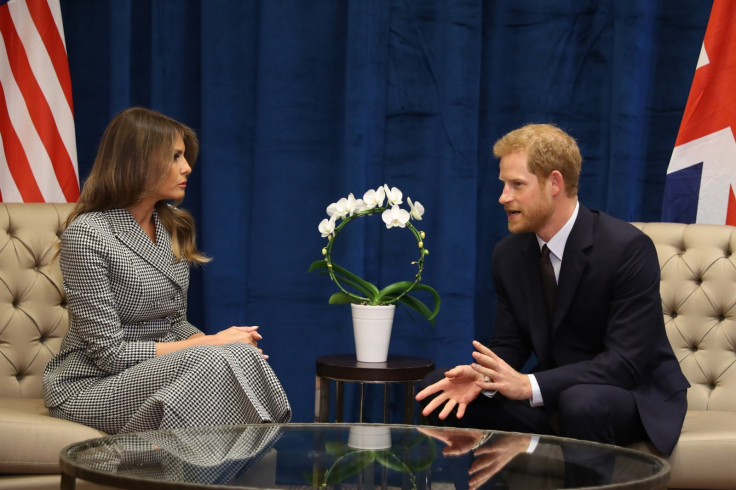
[347,425,392,450]
[351,304,395,363]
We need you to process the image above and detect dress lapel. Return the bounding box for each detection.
[105,209,185,290]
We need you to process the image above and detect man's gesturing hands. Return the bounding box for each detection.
[470,341,532,401]
[415,340,532,420]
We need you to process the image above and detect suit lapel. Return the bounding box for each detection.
[105,209,185,290]
[552,205,594,332]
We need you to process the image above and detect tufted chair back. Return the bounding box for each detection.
[0,203,74,399]
[633,222,736,411]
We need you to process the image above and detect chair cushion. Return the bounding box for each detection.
[0,398,104,474]
[631,410,736,489]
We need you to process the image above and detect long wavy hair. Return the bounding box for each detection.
[69,107,209,264]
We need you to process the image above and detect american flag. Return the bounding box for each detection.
[0,0,78,203]
[662,0,736,224]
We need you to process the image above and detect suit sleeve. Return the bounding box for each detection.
[60,221,157,374]
[489,243,535,370]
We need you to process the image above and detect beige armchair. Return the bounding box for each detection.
[630,222,736,489]
[0,203,104,490]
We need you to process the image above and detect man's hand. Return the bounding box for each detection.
[415,365,483,420]
[416,427,489,456]
[471,341,532,400]
[418,427,531,490]
[468,434,531,490]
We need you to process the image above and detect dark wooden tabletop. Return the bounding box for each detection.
[316,354,435,383]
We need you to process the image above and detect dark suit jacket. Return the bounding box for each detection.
[490,204,689,454]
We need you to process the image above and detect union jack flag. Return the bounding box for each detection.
[662,0,736,224]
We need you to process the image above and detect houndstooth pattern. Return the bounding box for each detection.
[71,425,282,485]
[43,209,291,432]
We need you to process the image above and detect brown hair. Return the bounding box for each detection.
[69,107,209,264]
[492,123,581,197]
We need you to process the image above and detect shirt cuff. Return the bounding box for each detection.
[528,374,544,406]
[526,435,540,453]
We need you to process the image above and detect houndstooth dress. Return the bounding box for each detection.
[72,425,282,485]
[43,209,291,434]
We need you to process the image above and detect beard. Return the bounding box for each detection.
[506,198,555,234]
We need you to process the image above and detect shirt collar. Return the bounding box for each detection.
[536,200,579,261]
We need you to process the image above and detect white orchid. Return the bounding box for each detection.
[363,186,386,209]
[382,205,410,229]
[346,193,366,215]
[329,195,355,219]
[383,184,403,206]
[318,216,336,237]
[407,197,424,220]
[311,183,440,325]
[326,201,343,219]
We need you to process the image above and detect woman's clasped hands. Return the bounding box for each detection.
[210,326,267,358]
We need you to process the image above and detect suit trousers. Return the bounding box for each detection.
[419,368,647,448]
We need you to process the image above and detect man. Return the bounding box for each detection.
[417,123,689,455]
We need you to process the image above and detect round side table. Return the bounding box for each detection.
[314,354,435,424]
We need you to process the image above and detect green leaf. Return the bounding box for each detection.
[309,259,381,300]
[311,258,441,322]
[325,451,375,485]
[328,292,355,304]
[324,440,349,456]
[381,284,440,325]
[330,275,375,300]
[396,294,434,325]
[329,262,380,298]
[374,450,411,473]
[308,259,329,273]
[402,437,437,471]
[408,283,441,321]
[376,281,418,301]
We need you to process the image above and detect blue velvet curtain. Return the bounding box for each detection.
[59,0,711,423]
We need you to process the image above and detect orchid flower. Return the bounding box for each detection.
[319,217,336,237]
[382,204,410,229]
[407,197,424,220]
[383,184,403,206]
[330,197,352,220]
[346,193,366,215]
[363,186,386,209]
[326,200,347,220]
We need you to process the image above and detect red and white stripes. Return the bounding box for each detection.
[0,0,78,203]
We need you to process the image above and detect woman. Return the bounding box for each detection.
[43,107,291,433]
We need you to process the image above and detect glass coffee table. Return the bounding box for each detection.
[60,423,669,489]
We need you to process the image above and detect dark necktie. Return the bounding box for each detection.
[540,244,557,321]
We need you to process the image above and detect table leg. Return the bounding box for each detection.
[60,472,76,490]
[383,384,390,423]
[358,383,365,422]
[314,375,330,422]
[403,382,414,424]
[336,381,344,423]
